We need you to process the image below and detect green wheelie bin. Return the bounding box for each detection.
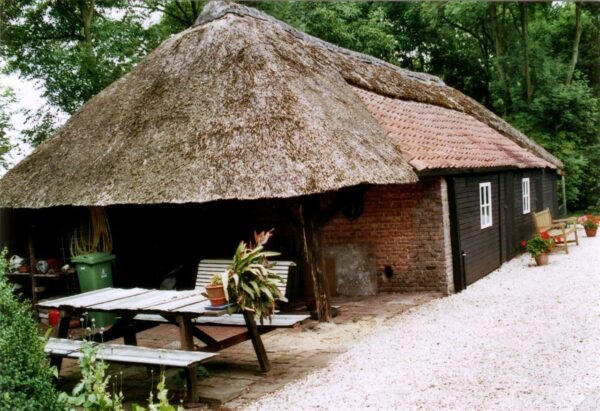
[71,252,116,328]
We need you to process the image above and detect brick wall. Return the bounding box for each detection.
[321,178,454,294]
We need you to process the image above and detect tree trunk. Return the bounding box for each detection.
[79,0,98,90]
[299,200,331,322]
[566,2,583,85]
[489,2,512,114]
[520,3,533,104]
[591,5,600,98]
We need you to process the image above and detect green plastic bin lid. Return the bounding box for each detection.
[71,252,115,265]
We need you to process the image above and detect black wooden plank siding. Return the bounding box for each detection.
[452,174,501,286]
[450,169,559,289]
[542,171,559,216]
[508,170,536,260]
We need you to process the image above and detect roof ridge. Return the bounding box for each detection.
[194,1,445,87]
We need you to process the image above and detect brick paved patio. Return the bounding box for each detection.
[53,292,440,409]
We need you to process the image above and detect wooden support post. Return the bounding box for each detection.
[176,315,197,403]
[122,329,137,346]
[299,200,331,322]
[561,174,567,216]
[243,310,271,372]
[28,233,39,319]
[50,311,72,374]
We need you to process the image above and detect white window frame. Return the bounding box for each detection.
[522,177,531,214]
[479,182,493,229]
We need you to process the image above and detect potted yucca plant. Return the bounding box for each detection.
[226,230,287,323]
[203,230,287,320]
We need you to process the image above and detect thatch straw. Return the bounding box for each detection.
[0,1,560,209]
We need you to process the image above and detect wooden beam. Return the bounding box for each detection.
[299,199,331,322]
[317,187,363,226]
[28,231,39,319]
[243,311,271,372]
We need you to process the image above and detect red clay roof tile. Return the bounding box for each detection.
[354,87,554,171]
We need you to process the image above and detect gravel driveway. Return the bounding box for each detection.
[246,230,600,410]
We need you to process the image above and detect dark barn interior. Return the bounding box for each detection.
[2,199,312,301]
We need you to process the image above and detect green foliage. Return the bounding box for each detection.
[523,231,555,258]
[388,2,496,107]
[59,340,125,411]
[0,0,164,114]
[0,248,61,410]
[209,273,222,286]
[227,230,286,322]
[20,106,61,148]
[174,365,209,386]
[509,80,600,209]
[138,0,205,33]
[59,338,184,411]
[132,373,183,411]
[255,2,399,63]
[577,214,599,230]
[0,88,15,169]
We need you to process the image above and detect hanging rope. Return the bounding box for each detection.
[70,207,113,256]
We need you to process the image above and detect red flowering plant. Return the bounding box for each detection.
[522,231,555,258]
[577,214,599,230]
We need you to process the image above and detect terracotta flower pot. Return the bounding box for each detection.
[535,253,549,266]
[584,227,597,237]
[205,284,227,306]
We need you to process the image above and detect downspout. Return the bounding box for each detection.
[560,171,567,216]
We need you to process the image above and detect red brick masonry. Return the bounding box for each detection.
[321,178,454,294]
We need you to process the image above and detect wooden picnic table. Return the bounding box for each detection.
[37,287,270,401]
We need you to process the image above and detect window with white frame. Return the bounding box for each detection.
[480,182,492,229]
[522,177,531,214]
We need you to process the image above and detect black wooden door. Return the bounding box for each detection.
[452,175,502,286]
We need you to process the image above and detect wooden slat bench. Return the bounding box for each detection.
[46,338,217,400]
[194,259,294,297]
[533,208,579,254]
[134,313,306,328]
[134,259,309,370]
[46,338,217,367]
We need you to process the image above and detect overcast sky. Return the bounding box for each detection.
[0,70,47,174]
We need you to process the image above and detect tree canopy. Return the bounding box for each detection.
[0,1,598,210]
[0,88,14,169]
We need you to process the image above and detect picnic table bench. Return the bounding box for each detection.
[134,259,309,363]
[45,338,216,392]
[38,287,235,401]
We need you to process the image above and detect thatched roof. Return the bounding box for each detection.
[0,1,561,209]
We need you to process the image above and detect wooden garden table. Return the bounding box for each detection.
[38,287,270,401]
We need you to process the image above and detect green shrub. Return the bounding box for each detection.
[59,340,125,411]
[132,373,183,411]
[60,327,183,410]
[0,249,61,410]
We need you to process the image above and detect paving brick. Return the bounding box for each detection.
[55,293,439,408]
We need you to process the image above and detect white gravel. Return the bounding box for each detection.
[245,230,600,410]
